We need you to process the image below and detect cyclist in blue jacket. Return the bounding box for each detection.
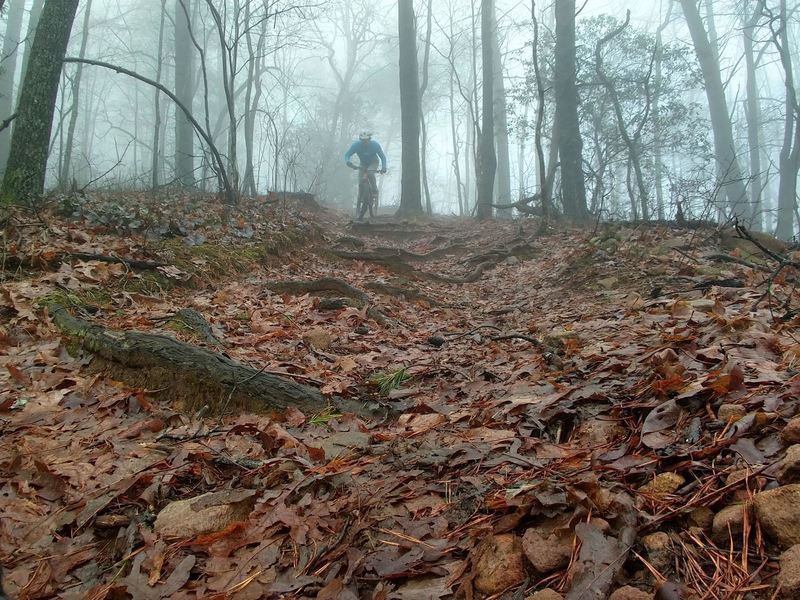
[345,132,387,219]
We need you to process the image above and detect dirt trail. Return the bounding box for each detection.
[2,199,799,599]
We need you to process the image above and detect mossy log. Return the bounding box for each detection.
[48,304,375,416]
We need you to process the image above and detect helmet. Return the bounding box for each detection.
[358,131,372,141]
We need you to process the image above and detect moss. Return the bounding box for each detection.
[36,288,112,310]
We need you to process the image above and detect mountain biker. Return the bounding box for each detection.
[345,132,387,219]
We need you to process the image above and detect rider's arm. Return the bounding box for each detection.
[344,142,358,164]
[375,143,387,170]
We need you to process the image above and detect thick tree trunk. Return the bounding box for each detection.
[174,0,195,187]
[476,0,497,220]
[1,0,80,204]
[0,0,25,175]
[554,0,587,219]
[59,0,93,189]
[490,1,512,218]
[397,0,423,217]
[679,0,749,221]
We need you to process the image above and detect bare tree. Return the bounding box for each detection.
[1,0,80,203]
[679,0,749,222]
[59,0,93,189]
[0,0,25,174]
[419,0,433,215]
[489,0,511,216]
[742,0,765,230]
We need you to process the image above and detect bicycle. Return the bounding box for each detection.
[347,163,383,220]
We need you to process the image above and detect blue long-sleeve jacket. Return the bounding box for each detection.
[344,139,387,170]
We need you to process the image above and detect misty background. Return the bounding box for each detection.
[0,0,797,233]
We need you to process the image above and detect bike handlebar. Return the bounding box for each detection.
[347,163,385,173]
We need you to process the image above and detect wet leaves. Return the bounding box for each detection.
[2,197,800,597]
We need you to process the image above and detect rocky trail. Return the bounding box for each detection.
[2,193,800,599]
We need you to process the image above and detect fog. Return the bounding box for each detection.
[0,0,798,233]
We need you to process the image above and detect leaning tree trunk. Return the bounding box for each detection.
[476,0,497,220]
[397,0,423,217]
[679,0,749,222]
[554,0,587,219]
[0,0,25,175]
[18,0,45,100]
[1,0,80,204]
[59,0,93,189]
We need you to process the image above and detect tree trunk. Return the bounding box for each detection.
[553,0,587,219]
[679,0,749,221]
[1,0,80,204]
[152,0,167,189]
[397,0,423,217]
[490,0,511,218]
[595,11,650,219]
[531,0,550,216]
[653,3,672,221]
[775,0,799,240]
[174,0,195,187]
[742,1,764,230]
[476,0,497,220]
[0,0,25,175]
[18,0,45,95]
[448,63,464,216]
[419,0,433,215]
[59,0,93,189]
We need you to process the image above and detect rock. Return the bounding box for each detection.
[781,418,800,445]
[687,507,714,530]
[473,534,526,595]
[717,404,746,422]
[609,586,652,600]
[597,276,619,290]
[753,485,800,549]
[302,327,333,350]
[778,545,800,598]
[639,473,685,497]
[641,532,672,572]
[711,504,750,546]
[777,445,800,484]
[154,491,256,538]
[573,419,626,447]
[522,527,573,574]
[317,431,371,460]
[526,590,564,600]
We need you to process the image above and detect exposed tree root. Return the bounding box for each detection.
[3,251,168,272]
[48,304,380,417]
[263,278,395,325]
[365,281,445,306]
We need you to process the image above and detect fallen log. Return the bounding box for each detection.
[48,304,379,417]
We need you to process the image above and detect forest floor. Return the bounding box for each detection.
[2,192,800,600]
